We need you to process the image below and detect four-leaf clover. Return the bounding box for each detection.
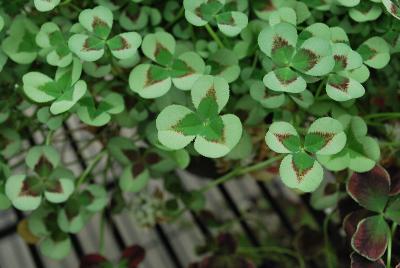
[129,31,206,98]
[156,75,242,158]
[258,22,335,94]
[265,117,346,192]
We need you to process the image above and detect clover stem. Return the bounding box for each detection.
[363,113,400,120]
[45,130,54,146]
[200,155,284,193]
[315,78,326,99]
[205,24,225,49]
[60,0,71,5]
[387,222,397,268]
[76,150,107,187]
[323,210,337,268]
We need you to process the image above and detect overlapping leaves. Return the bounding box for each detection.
[345,166,400,261]
[318,115,380,172]
[258,22,335,94]
[184,0,248,36]
[265,117,346,192]
[68,6,142,62]
[129,31,205,98]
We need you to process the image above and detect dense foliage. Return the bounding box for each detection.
[1,0,400,267]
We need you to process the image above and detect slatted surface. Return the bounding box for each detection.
[0,114,313,268]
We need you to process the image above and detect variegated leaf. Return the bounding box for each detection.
[326,74,365,102]
[107,32,142,60]
[191,75,229,112]
[129,64,172,99]
[156,105,196,150]
[171,51,205,90]
[292,37,335,76]
[305,117,346,155]
[265,121,301,153]
[79,6,113,39]
[263,67,307,93]
[258,22,297,58]
[279,153,324,192]
[194,114,242,158]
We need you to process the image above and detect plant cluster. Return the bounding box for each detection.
[0,0,400,267]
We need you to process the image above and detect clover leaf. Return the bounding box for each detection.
[77,92,125,126]
[157,75,242,158]
[357,36,390,69]
[265,117,346,192]
[1,15,39,64]
[253,0,311,25]
[326,43,365,101]
[129,31,205,98]
[346,166,400,261]
[36,22,72,67]
[5,146,74,211]
[250,80,314,109]
[383,0,400,20]
[0,127,22,159]
[318,115,380,172]
[27,207,72,259]
[258,22,335,94]
[68,6,142,62]
[297,23,367,101]
[23,61,86,115]
[34,0,60,12]
[349,1,382,22]
[184,0,248,36]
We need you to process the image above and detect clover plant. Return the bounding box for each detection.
[0,0,399,267]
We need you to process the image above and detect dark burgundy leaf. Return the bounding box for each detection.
[350,252,385,268]
[121,245,146,268]
[351,215,389,261]
[347,166,390,212]
[343,210,370,238]
[79,254,108,268]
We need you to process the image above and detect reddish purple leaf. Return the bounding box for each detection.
[79,254,108,268]
[343,210,370,238]
[350,252,385,268]
[347,166,390,212]
[351,215,389,261]
[121,245,146,268]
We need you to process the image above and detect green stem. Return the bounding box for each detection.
[323,210,337,268]
[60,0,71,5]
[315,78,326,99]
[200,155,283,193]
[387,223,397,268]
[205,24,225,49]
[76,151,107,187]
[238,246,305,268]
[364,113,400,120]
[45,130,54,146]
